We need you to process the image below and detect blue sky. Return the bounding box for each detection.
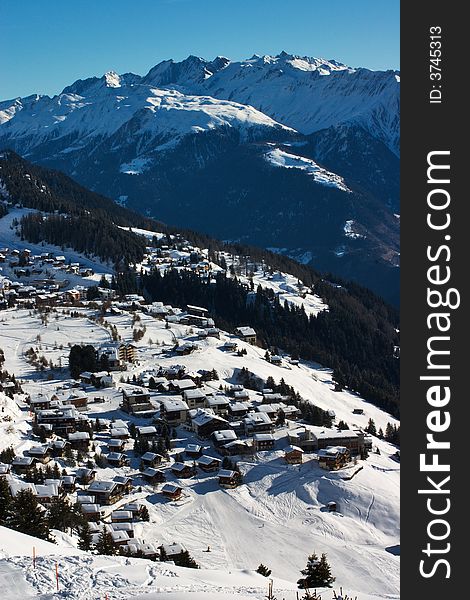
[1,0,399,99]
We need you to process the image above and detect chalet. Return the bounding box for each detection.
[136,425,158,441]
[171,462,196,479]
[287,427,317,452]
[183,388,207,409]
[161,542,187,562]
[90,372,114,388]
[87,480,124,505]
[219,439,253,456]
[184,443,202,459]
[253,433,275,451]
[109,529,131,546]
[30,396,51,411]
[218,469,241,489]
[61,474,76,492]
[192,410,231,439]
[161,483,182,501]
[121,388,156,416]
[97,346,122,371]
[118,343,138,363]
[109,426,130,440]
[352,408,364,415]
[160,398,189,426]
[68,431,91,452]
[35,406,78,435]
[121,502,142,518]
[81,503,103,522]
[270,355,282,366]
[206,395,230,416]
[111,510,133,523]
[222,340,238,352]
[141,467,166,484]
[75,467,96,485]
[281,405,301,420]
[244,412,273,434]
[284,445,304,465]
[312,429,365,455]
[76,494,96,505]
[127,541,159,560]
[49,439,70,458]
[35,481,62,504]
[26,445,51,464]
[256,404,279,421]
[234,326,257,345]
[175,342,198,356]
[196,455,221,473]
[12,456,35,473]
[186,304,208,318]
[233,389,250,401]
[212,429,238,447]
[110,522,135,538]
[318,446,350,470]
[114,475,133,495]
[80,372,93,385]
[228,402,250,419]
[169,379,197,394]
[141,452,163,468]
[107,452,129,467]
[206,327,220,339]
[58,390,89,410]
[327,501,337,512]
[107,438,126,453]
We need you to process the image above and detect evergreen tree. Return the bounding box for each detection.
[48,496,82,532]
[298,552,335,588]
[95,530,117,556]
[0,476,13,526]
[77,521,93,551]
[10,489,52,541]
[256,563,272,577]
[174,550,199,569]
[366,418,377,436]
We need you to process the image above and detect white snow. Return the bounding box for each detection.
[265,148,351,192]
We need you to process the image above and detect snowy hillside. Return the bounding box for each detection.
[0,304,399,599]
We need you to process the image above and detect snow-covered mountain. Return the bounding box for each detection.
[143,52,399,155]
[0,52,400,304]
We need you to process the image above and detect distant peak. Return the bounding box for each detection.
[104,71,121,88]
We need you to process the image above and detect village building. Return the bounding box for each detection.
[107,452,129,467]
[118,343,138,363]
[160,542,187,562]
[228,402,250,419]
[141,467,166,485]
[219,439,253,456]
[212,429,238,448]
[218,469,241,489]
[121,387,156,416]
[206,395,230,416]
[81,503,103,522]
[75,467,96,485]
[184,443,202,459]
[160,398,189,425]
[107,438,126,453]
[11,456,35,473]
[140,452,163,468]
[171,462,196,479]
[182,388,207,409]
[136,425,158,441]
[318,446,351,470]
[244,411,274,434]
[313,429,365,455]
[87,480,124,505]
[161,483,182,501]
[253,433,276,451]
[284,445,304,464]
[68,431,91,452]
[196,455,221,472]
[111,510,134,523]
[26,445,52,464]
[234,326,257,345]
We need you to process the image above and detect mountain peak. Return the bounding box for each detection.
[104,71,121,88]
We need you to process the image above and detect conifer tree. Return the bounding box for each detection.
[10,489,52,541]
[77,521,93,551]
[174,550,199,569]
[95,529,117,555]
[297,552,335,588]
[0,476,12,526]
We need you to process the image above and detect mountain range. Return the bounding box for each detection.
[0,52,400,304]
